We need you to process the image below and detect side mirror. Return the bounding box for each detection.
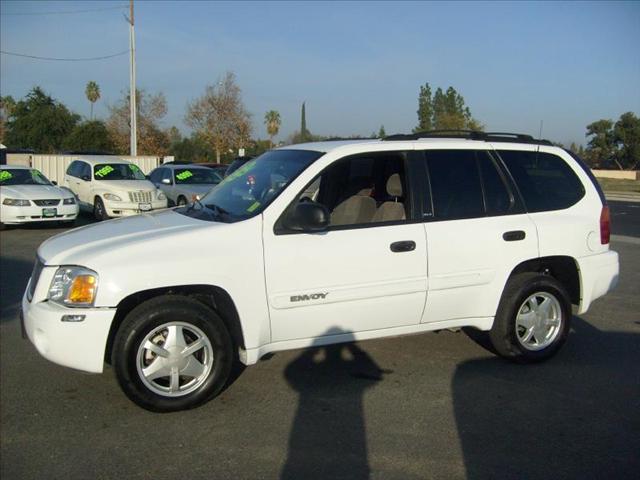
[283,202,330,232]
[51,181,57,185]
[162,178,172,185]
[81,175,90,181]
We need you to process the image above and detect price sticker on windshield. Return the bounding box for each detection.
[246,201,261,213]
[0,171,12,182]
[95,165,115,178]
[176,170,193,181]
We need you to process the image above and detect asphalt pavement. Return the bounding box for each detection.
[1,204,639,480]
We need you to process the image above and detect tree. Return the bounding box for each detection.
[413,82,483,132]
[85,81,101,120]
[300,102,310,142]
[613,112,640,170]
[4,87,79,152]
[378,125,386,138]
[106,88,170,156]
[585,119,616,168]
[0,95,16,143]
[62,120,114,153]
[185,72,252,162]
[264,110,281,148]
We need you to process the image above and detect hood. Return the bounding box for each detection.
[92,179,157,192]
[0,184,72,200]
[38,209,223,266]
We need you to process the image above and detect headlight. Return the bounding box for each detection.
[103,193,121,201]
[63,197,76,205]
[157,191,166,200]
[3,198,31,206]
[48,266,99,307]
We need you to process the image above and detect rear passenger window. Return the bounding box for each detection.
[497,151,585,212]
[426,150,484,220]
[478,154,513,216]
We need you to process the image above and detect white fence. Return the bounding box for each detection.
[7,154,161,184]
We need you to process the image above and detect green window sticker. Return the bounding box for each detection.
[130,164,141,172]
[95,165,115,178]
[0,171,13,182]
[246,201,261,213]
[176,170,193,181]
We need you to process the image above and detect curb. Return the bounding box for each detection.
[604,191,640,203]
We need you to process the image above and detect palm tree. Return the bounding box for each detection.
[264,110,281,148]
[85,81,101,120]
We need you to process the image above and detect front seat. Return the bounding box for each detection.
[372,173,406,222]
[330,193,376,226]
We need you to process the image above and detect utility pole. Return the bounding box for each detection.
[127,0,137,156]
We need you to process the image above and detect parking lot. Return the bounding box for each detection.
[1,202,639,479]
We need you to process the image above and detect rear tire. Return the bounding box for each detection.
[489,273,571,363]
[112,296,233,412]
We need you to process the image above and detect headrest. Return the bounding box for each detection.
[386,174,402,197]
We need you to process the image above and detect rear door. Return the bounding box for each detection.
[419,148,539,323]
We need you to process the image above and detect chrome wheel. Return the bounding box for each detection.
[136,322,214,397]
[515,292,562,351]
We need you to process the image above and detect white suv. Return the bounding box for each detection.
[64,156,167,220]
[22,133,619,412]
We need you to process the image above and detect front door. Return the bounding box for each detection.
[263,151,428,342]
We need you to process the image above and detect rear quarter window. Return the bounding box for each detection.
[497,150,585,212]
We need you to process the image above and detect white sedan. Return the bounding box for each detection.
[1,165,79,228]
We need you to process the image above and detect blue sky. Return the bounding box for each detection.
[1,0,639,146]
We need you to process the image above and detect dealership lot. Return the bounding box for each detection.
[1,203,639,479]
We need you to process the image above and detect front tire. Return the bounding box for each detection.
[177,196,187,207]
[489,273,571,363]
[112,296,233,412]
[94,197,109,221]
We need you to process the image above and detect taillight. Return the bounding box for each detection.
[600,205,610,244]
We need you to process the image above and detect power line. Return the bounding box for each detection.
[1,5,128,16]
[0,49,130,62]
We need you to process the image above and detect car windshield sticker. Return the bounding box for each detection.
[31,170,43,181]
[95,165,115,178]
[247,201,261,213]
[0,171,12,182]
[130,164,141,173]
[176,170,193,181]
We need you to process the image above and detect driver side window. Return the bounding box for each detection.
[294,151,410,229]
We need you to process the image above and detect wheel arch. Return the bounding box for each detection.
[507,255,581,307]
[104,284,245,364]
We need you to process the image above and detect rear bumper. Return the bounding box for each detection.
[22,291,115,373]
[576,250,619,314]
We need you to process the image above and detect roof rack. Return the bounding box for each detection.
[383,130,553,146]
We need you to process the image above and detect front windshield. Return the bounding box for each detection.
[0,168,51,186]
[94,163,146,181]
[178,149,322,222]
[174,168,222,185]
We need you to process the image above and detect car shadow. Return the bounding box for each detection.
[0,255,33,322]
[453,316,640,479]
[281,328,389,480]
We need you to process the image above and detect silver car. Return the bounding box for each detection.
[148,164,223,206]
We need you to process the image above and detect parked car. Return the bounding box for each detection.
[148,164,223,206]
[224,156,254,177]
[194,162,229,179]
[22,132,619,412]
[63,156,167,221]
[0,165,78,228]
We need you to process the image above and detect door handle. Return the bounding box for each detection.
[503,230,526,241]
[390,241,416,252]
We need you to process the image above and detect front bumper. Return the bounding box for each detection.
[22,290,115,373]
[1,203,79,224]
[103,199,167,217]
[576,250,619,314]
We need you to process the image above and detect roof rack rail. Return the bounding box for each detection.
[383,130,553,146]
